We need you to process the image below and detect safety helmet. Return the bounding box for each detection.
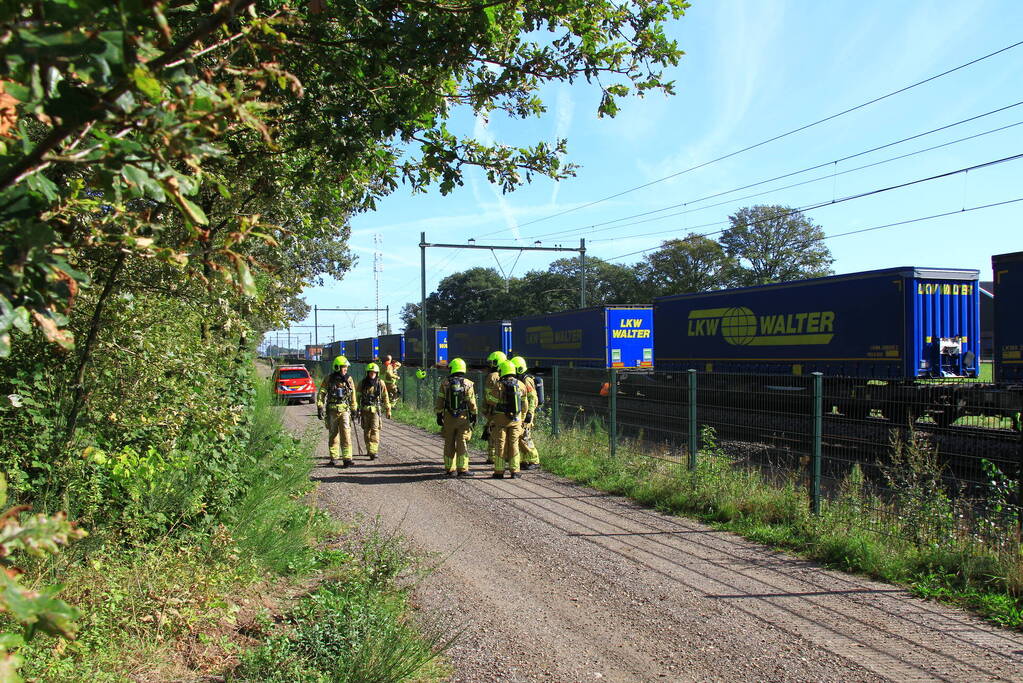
[487,351,507,368]
[366,362,379,373]
[333,355,349,370]
[416,368,427,379]
[449,358,467,375]
[497,359,517,378]
[511,356,528,374]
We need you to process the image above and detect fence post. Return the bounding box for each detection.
[551,365,560,437]
[416,371,421,410]
[431,369,437,415]
[811,372,823,515]
[688,369,698,471]
[609,368,618,457]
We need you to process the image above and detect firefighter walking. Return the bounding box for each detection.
[482,350,507,464]
[317,355,358,467]
[435,358,478,478]
[486,359,527,478]
[511,356,541,470]
[358,362,392,459]
[382,354,401,403]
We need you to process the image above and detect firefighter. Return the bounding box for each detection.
[316,355,358,467]
[511,356,541,470]
[482,350,507,464]
[358,362,391,459]
[434,358,478,478]
[486,359,527,479]
[382,354,401,403]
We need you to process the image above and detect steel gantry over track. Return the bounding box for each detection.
[313,305,390,349]
[418,232,587,369]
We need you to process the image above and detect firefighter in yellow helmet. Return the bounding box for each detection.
[434,358,478,477]
[482,350,507,464]
[510,356,540,470]
[316,355,358,467]
[486,359,527,478]
[358,362,391,459]
[382,354,401,403]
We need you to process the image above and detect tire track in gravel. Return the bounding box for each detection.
[282,403,1023,682]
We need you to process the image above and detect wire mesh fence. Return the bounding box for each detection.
[300,357,1023,554]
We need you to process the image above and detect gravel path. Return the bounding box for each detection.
[282,403,1023,682]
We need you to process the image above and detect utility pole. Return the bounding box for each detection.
[419,233,588,366]
[374,233,383,334]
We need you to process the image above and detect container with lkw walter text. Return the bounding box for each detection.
[511,306,654,370]
[654,267,980,379]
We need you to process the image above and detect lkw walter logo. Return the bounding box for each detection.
[687,306,836,346]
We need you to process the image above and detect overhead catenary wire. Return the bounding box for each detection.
[603,196,1023,263]
[470,39,1023,239]
[518,102,1023,243]
[594,152,1023,261]
[583,119,1023,242]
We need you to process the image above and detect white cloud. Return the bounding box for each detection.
[549,86,575,206]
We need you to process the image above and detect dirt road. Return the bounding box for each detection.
[282,403,1023,682]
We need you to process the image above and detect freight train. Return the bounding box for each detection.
[316,253,1022,430]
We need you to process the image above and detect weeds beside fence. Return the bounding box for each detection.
[300,359,1023,627]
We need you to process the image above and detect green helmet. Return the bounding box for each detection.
[366,362,379,373]
[511,356,527,374]
[416,368,427,379]
[449,358,467,374]
[487,350,507,369]
[333,355,349,370]
[497,359,517,378]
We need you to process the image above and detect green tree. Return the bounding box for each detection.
[720,205,834,286]
[640,233,735,295]
[0,0,689,357]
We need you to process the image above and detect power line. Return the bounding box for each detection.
[520,102,1023,242]
[604,196,1023,263]
[586,118,1023,242]
[471,38,1023,239]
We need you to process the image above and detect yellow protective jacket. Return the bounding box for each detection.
[358,376,391,413]
[383,361,400,388]
[435,375,478,417]
[317,372,358,412]
[485,375,529,421]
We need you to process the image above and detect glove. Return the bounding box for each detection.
[436,413,444,427]
[317,407,323,420]
[469,413,478,426]
[481,425,491,443]
[524,412,533,424]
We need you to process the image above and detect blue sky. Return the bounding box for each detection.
[271,0,1023,349]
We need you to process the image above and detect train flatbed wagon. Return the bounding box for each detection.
[511,306,654,369]
[654,266,981,380]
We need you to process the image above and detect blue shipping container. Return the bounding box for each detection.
[654,267,980,378]
[352,337,379,363]
[447,320,512,368]
[435,329,449,365]
[511,306,654,369]
[404,327,447,366]
[378,333,404,362]
[993,251,1023,382]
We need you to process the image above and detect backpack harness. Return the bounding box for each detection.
[445,376,470,417]
[497,376,522,419]
[327,374,352,407]
[360,377,383,409]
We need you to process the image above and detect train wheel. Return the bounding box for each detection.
[886,404,918,427]
[931,408,961,428]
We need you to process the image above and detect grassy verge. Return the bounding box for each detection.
[391,400,1023,630]
[12,375,447,681]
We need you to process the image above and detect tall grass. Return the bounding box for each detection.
[232,525,450,683]
[391,398,1023,629]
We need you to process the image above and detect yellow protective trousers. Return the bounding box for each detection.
[326,408,353,460]
[490,413,523,474]
[361,409,381,455]
[519,424,539,465]
[442,414,472,472]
